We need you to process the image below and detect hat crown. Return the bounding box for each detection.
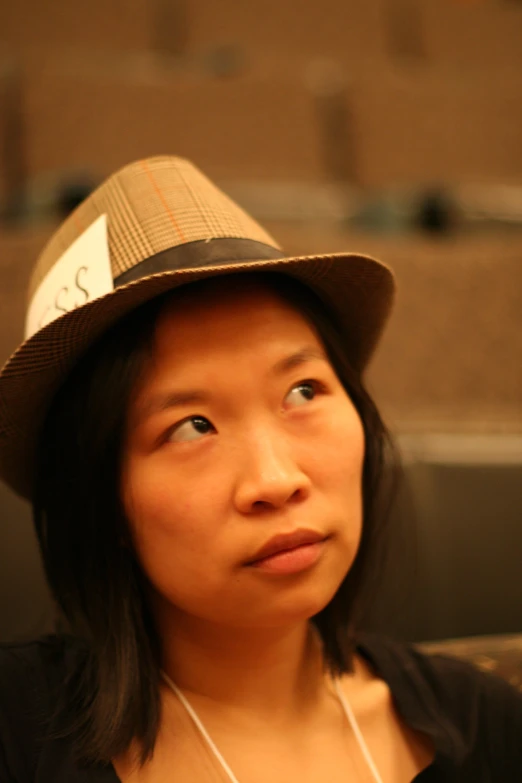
[29,156,280,301]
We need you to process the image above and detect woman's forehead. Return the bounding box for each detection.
[127,278,329,408]
[125,284,330,427]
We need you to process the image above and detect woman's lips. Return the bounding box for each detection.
[246,530,328,575]
[248,541,326,575]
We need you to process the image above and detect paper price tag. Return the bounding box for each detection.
[25,215,114,339]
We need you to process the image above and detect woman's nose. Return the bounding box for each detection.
[233,431,312,514]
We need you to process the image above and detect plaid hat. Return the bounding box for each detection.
[0,156,395,499]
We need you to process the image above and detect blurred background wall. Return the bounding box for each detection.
[0,0,521,644]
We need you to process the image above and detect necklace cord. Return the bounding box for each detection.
[161,670,242,783]
[160,669,384,783]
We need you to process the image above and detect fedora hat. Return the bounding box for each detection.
[0,156,395,499]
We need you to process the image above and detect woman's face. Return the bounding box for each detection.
[122,278,365,630]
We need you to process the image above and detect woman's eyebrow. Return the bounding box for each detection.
[137,346,328,422]
[271,346,328,376]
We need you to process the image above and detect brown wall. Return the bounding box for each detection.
[2,0,522,195]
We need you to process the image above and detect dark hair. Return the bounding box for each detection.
[33,271,398,767]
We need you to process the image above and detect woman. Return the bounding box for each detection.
[0,156,520,782]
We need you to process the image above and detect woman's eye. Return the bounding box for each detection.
[166,416,214,443]
[285,381,321,408]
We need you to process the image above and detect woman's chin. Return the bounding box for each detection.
[230,579,346,630]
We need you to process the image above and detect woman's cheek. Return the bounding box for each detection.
[317,406,364,470]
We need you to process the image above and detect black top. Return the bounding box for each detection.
[0,632,521,781]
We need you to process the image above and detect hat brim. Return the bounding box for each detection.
[0,251,395,499]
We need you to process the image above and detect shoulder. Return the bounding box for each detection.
[356,632,522,774]
[0,634,86,781]
[356,631,522,707]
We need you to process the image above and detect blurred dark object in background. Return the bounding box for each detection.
[308,59,357,186]
[204,44,246,78]
[0,54,26,225]
[56,177,95,218]
[415,188,456,235]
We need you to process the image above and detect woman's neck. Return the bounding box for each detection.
[157,614,328,724]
